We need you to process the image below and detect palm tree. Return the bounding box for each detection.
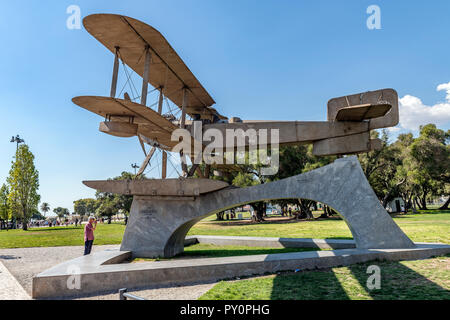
[40,202,50,218]
[53,207,69,220]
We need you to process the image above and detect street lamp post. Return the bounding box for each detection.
[10,135,25,151]
[131,163,139,175]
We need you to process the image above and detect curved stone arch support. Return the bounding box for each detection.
[121,156,415,258]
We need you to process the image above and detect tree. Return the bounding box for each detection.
[86,198,99,216]
[7,144,40,230]
[358,130,390,179]
[73,198,98,218]
[409,124,450,209]
[410,124,450,183]
[95,197,118,223]
[31,209,46,220]
[231,172,265,221]
[53,207,69,219]
[95,172,136,223]
[40,202,50,218]
[394,133,416,210]
[356,125,449,212]
[272,144,336,219]
[0,184,10,230]
[73,199,87,217]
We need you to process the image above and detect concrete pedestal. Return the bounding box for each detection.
[121,156,415,258]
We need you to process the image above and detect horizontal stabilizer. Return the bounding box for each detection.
[335,103,391,121]
[327,89,398,129]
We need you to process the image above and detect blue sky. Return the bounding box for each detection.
[0,1,449,213]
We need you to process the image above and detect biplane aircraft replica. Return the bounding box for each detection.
[73,14,399,197]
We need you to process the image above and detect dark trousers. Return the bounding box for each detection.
[84,240,94,255]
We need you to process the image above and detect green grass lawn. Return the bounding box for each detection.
[200,255,450,300]
[0,223,125,248]
[0,210,448,248]
[189,210,450,244]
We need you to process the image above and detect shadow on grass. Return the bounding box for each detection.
[181,247,318,259]
[278,238,354,249]
[269,269,351,300]
[27,226,83,232]
[346,258,450,300]
[418,209,450,214]
[133,247,321,262]
[268,256,449,300]
[391,209,450,217]
[208,216,342,227]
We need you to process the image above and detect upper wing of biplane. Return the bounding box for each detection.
[82,14,227,121]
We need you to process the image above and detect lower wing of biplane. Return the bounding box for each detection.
[72,96,179,150]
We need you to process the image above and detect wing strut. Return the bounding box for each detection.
[110,47,120,98]
[140,45,152,106]
[136,146,156,177]
[162,151,167,179]
[157,88,169,179]
[137,135,147,156]
[180,88,188,175]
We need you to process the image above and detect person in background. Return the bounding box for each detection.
[84,216,97,255]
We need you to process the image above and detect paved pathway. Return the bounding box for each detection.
[0,245,214,300]
[0,245,119,296]
[0,261,30,300]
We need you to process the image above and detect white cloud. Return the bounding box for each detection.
[437,82,450,101]
[387,126,401,133]
[397,82,450,132]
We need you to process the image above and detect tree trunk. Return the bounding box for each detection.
[320,205,338,218]
[256,210,264,221]
[439,197,450,210]
[251,202,266,222]
[2,219,8,231]
[421,195,428,210]
[406,193,413,211]
[298,199,314,220]
[382,190,392,208]
[414,197,423,210]
[256,205,265,222]
[216,212,225,220]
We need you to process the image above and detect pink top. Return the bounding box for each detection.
[84,223,94,241]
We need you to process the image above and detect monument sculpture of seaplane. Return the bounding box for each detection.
[32,13,449,300]
[73,14,413,258]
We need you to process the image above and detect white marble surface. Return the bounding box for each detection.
[0,261,30,300]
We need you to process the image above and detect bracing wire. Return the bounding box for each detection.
[166,151,182,177]
[117,50,140,100]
